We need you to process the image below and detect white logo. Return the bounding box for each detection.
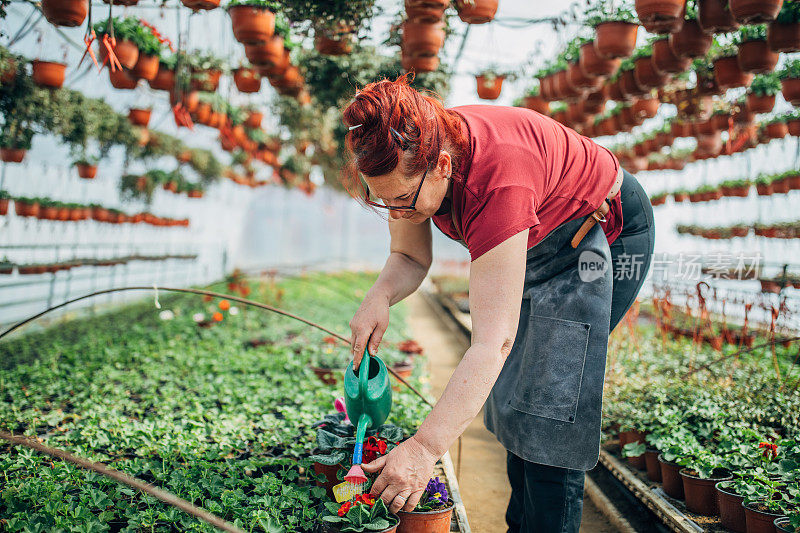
[578,250,607,282]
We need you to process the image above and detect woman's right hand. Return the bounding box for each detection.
[349,291,391,371]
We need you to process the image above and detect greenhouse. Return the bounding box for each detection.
[1,0,800,532]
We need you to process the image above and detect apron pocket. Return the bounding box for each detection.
[509,315,590,423]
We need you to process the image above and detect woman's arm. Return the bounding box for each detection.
[364,229,529,512]
[350,217,433,369]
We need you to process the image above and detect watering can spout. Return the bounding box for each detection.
[343,348,392,442]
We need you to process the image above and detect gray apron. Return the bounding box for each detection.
[483,216,612,471]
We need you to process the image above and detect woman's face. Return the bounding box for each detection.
[362,151,451,224]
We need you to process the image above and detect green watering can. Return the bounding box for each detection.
[343,348,392,477]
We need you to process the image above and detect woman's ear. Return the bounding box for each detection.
[436,150,452,181]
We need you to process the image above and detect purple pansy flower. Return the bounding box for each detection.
[425,477,448,504]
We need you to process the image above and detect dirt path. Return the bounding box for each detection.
[406,292,617,533]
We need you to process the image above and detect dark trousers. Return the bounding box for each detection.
[505,170,655,533]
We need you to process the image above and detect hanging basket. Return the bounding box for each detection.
[401,53,440,72]
[566,62,602,90]
[404,0,448,23]
[474,74,504,100]
[190,68,222,92]
[0,148,26,163]
[148,65,175,91]
[109,68,138,90]
[634,56,670,88]
[131,53,159,80]
[98,38,139,70]
[746,93,776,113]
[737,40,778,73]
[578,41,620,77]
[522,95,550,114]
[698,0,739,33]
[669,19,713,58]
[713,56,753,89]
[728,0,783,24]
[635,0,686,34]
[31,60,66,88]
[233,68,262,93]
[244,36,286,67]
[314,33,353,56]
[781,77,800,105]
[765,122,788,139]
[229,5,275,44]
[76,164,98,179]
[767,21,800,52]
[402,20,446,57]
[454,0,498,24]
[180,0,219,10]
[41,0,88,27]
[633,97,660,119]
[619,69,648,98]
[652,38,691,73]
[128,108,152,127]
[595,21,639,59]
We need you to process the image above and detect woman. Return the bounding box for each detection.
[343,76,654,532]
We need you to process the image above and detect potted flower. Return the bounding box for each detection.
[585,3,640,60]
[129,23,163,81]
[669,0,713,58]
[321,497,400,533]
[520,85,549,115]
[233,66,262,93]
[678,452,732,516]
[762,115,789,139]
[0,190,9,216]
[73,154,99,179]
[31,59,67,88]
[41,0,87,27]
[227,0,277,45]
[454,0,498,24]
[712,40,753,90]
[779,59,800,105]
[149,54,178,91]
[698,0,739,33]
[475,68,512,100]
[396,477,454,532]
[768,0,800,52]
[632,43,670,89]
[187,52,226,92]
[0,126,33,163]
[93,17,141,70]
[746,72,780,113]
[729,0,783,24]
[0,257,13,275]
[735,24,778,74]
[635,0,686,34]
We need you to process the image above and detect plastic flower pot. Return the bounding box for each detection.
[131,53,159,80]
[746,93,775,113]
[229,5,275,44]
[594,21,639,59]
[729,0,783,24]
[233,68,262,93]
[715,482,746,532]
[619,69,647,98]
[669,19,713,58]
[713,56,753,90]
[0,148,26,163]
[644,449,662,482]
[454,0,498,24]
[98,38,139,70]
[766,122,789,139]
[567,62,602,90]
[476,75,504,100]
[109,68,138,90]
[181,0,220,9]
[698,0,740,32]
[743,501,785,533]
[245,35,285,66]
[315,34,353,56]
[128,108,152,127]
[680,469,731,516]
[405,0,448,23]
[191,69,222,92]
[15,200,39,217]
[635,0,686,34]
[657,454,685,499]
[767,21,800,52]
[313,461,344,498]
[401,54,440,73]
[775,517,794,532]
[737,40,779,73]
[781,78,800,106]
[397,501,454,533]
[41,0,88,27]
[402,21,446,57]
[76,163,97,179]
[32,60,66,88]
[522,96,549,115]
[652,38,691,73]
[634,56,670,88]
[148,65,175,91]
[788,118,800,136]
[579,42,620,77]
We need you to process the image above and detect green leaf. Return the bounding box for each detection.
[310,451,346,466]
[377,425,404,442]
[365,518,389,530]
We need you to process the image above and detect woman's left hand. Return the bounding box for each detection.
[363,435,439,513]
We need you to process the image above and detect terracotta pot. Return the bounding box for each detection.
[595,21,639,59]
[781,77,800,105]
[476,75,504,100]
[14,200,38,217]
[634,56,669,88]
[0,148,26,163]
[244,111,263,129]
[635,0,686,34]
[555,69,585,100]
[193,102,211,125]
[455,0,498,24]
[191,69,222,92]
[129,53,158,80]
[148,65,174,91]
[737,40,779,73]
[270,65,303,89]
[669,19,713,58]
[0,198,7,216]
[766,121,788,139]
[41,0,88,27]
[767,21,800,52]
[128,108,152,127]
[182,0,220,9]
[743,501,784,533]
[402,21,445,57]
[312,461,343,498]
[652,38,691,73]
[108,68,138,90]
[522,95,549,114]
[397,502,453,533]
[680,469,731,516]
[31,60,66,88]
[245,36,286,67]
[746,93,775,113]
[315,33,352,55]
[579,42,620,77]
[567,62,602,90]
[658,454,685,499]
[229,5,275,44]
[729,0,783,24]
[788,118,800,136]
[714,56,753,89]
[698,0,740,33]
[401,54,440,72]
[233,68,261,93]
[619,69,647,98]
[633,97,660,119]
[715,482,746,532]
[99,38,139,70]
[76,164,97,179]
[405,0,447,23]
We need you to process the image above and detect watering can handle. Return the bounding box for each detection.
[359,347,370,395]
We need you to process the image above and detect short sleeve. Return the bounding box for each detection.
[463,185,540,261]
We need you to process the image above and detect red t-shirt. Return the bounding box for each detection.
[432,105,623,261]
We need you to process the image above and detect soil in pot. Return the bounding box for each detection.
[698,0,740,33]
[0,148,26,163]
[32,60,66,88]
[397,501,454,533]
[644,449,662,482]
[41,0,87,27]
[743,501,785,533]
[229,5,275,44]
[768,21,800,52]
[635,0,686,34]
[716,481,746,533]
[476,75,504,99]
[455,0,498,24]
[680,468,731,516]
[658,454,685,500]
[737,40,779,73]
[728,0,783,24]
[595,21,639,59]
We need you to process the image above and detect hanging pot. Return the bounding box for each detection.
[635,0,686,34]
[270,65,303,89]
[788,118,800,136]
[31,60,66,88]
[131,53,159,80]
[781,77,800,105]
[128,108,152,127]
[233,68,262,93]
[767,21,800,52]
[634,56,670,88]
[733,105,754,124]
[522,95,550,114]
[652,38,691,73]
[595,21,639,59]
[728,0,783,24]
[765,121,788,138]
[76,164,97,179]
[41,0,88,27]
[567,61,602,90]
[454,0,498,24]
[712,112,730,130]
[671,120,693,137]
[579,42,620,77]
[109,67,138,89]
[621,106,643,128]
[404,0,448,23]
[98,38,139,70]
[229,5,275,44]
[0,148,26,163]
[746,92,775,113]
[475,74,504,99]
[619,69,647,98]
[402,21,446,57]
[244,35,285,66]
[669,18,713,58]
[607,79,625,101]
[737,40,779,73]
[194,102,212,125]
[314,33,353,56]
[245,111,263,128]
[148,65,174,91]
[713,56,753,89]
[181,0,219,10]
[401,53,440,72]
[556,69,585,100]
[633,97,660,119]
[698,0,739,32]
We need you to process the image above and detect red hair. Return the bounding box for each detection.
[341,74,467,199]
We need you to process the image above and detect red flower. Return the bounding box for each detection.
[338,501,353,517]
[356,494,374,506]
[759,442,778,460]
[362,436,388,463]
[323,336,337,345]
